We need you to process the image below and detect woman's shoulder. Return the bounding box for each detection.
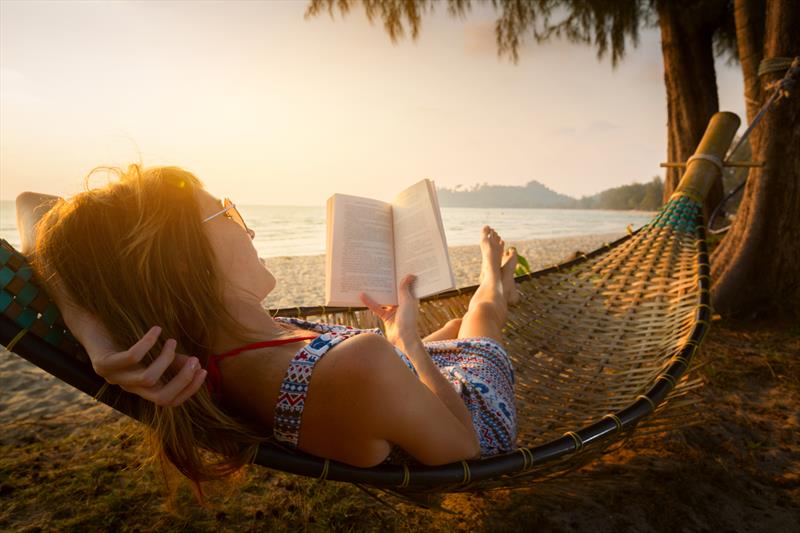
[314,332,403,382]
[297,333,410,466]
[303,332,422,418]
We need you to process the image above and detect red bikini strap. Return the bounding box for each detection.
[206,335,318,395]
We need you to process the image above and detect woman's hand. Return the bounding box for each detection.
[90,325,208,408]
[359,274,420,347]
[65,304,206,407]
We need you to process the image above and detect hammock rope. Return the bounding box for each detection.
[1,112,741,494]
[707,56,800,234]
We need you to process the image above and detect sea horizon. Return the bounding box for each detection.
[0,201,654,258]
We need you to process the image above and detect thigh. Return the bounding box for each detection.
[422,318,462,342]
[457,302,504,345]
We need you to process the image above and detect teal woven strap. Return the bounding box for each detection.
[16,282,39,307]
[0,267,13,289]
[17,266,33,282]
[0,292,12,313]
[1,239,76,352]
[41,303,60,326]
[647,195,702,233]
[44,328,64,346]
[15,307,38,329]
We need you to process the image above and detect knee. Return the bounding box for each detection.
[466,301,502,324]
[444,318,463,329]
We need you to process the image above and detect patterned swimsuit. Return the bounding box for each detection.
[209,317,518,459]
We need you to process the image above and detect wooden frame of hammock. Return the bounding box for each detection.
[0,112,740,493]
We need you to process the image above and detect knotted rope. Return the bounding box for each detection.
[707,56,799,234]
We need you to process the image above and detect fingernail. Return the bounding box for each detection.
[189,358,198,370]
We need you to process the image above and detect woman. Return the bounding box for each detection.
[19,165,519,488]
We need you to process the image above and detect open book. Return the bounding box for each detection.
[325,179,455,306]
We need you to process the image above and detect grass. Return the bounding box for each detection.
[2,318,799,532]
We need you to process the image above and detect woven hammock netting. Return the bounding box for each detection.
[259,194,709,491]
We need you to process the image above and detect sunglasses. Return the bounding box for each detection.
[202,198,251,235]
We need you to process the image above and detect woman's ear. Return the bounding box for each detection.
[16,192,61,255]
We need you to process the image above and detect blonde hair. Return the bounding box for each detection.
[33,165,265,497]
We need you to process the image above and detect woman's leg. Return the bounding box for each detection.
[422,318,463,342]
[501,247,520,305]
[456,227,516,344]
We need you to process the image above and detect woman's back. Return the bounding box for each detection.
[214,318,516,466]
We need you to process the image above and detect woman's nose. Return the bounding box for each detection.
[247,228,256,240]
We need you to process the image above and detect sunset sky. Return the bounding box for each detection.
[1,0,746,206]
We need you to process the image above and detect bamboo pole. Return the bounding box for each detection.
[672,111,741,203]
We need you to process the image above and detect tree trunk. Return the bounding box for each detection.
[657,0,727,215]
[711,0,800,317]
[733,0,767,124]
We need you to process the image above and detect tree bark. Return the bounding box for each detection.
[711,0,800,317]
[657,0,727,215]
[733,0,767,124]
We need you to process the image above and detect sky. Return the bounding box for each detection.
[0,0,746,206]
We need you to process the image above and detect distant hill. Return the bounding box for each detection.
[437,177,663,211]
[437,180,575,208]
[574,177,663,211]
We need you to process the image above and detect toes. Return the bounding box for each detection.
[501,247,519,269]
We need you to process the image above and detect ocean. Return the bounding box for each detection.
[0,201,654,258]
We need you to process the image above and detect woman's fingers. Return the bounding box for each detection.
[140,356,202,407]
[95,326,161,373]
[84,324,206,407]
[359,292,392,315]
[399,274,416,289]
[161,367,208,407]
[398,274,418,301]
[359,292,379,311]
[169,351,195,372]
[131,338,180,388]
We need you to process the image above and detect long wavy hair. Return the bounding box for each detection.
[32,164,265,496]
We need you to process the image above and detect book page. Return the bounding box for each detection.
[391,179,455,298]
[326,194,397,306]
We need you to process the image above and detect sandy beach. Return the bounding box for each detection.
[263,233,622,309]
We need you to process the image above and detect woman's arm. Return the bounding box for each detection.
[16,192,59,255]
[15,192,206,406]
[359,275,479,452]
[392,334,476,436]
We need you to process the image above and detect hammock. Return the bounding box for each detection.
[0,112,740,494]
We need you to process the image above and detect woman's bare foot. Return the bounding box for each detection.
[478,226,503,286]
[501,247,520,305]
[463,227,509,338]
